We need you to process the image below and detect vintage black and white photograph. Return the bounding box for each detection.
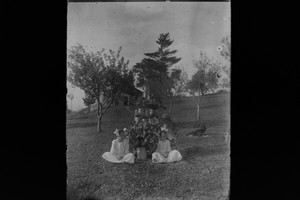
[67,1,230,200]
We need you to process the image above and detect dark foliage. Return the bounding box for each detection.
[133,33,181,101]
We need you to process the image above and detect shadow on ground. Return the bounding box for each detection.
[67,115,89,120]
[200,104,224,110]
[181,145,228,163]
[67,122,98,129]
[66,120,131,129]
[67,181,103,200]
[82,197,99,200]
[122,162,168,182]
[118,163,169,199]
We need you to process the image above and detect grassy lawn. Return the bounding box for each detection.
[67,94,230,200]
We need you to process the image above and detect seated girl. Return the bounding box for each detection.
[162,123,177,150]
[152,127,182,163]
[102,129,135,164]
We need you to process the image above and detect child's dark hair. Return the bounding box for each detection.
[114,129,125,137]
[159,130,167,138]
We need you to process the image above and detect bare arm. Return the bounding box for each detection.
[110,140,118,156]
[165,140,171,156]
[124,139,130,154]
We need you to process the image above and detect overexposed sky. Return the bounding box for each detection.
[67,2,230,111]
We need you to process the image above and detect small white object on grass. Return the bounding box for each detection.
[224,132,230,144]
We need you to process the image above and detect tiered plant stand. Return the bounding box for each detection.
[132,107,158,163]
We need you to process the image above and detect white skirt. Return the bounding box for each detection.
[152,150,182,163]
[102,152,135,163]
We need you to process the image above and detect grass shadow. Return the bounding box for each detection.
[67,122,98,129]
[200,104,224,109]
[118,163,168,199]
[67,115,89,120]
[181,146,203,163]
[67,185,80,200]
[67,181,103,200]
[82,197,99,200]
[181,145,228,163]
[122,161,168,177]
[204,119,229,128]
[66,120,132,129]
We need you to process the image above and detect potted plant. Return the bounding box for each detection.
[127,97,167,160]
[127,115,160,160]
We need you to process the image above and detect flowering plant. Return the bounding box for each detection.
[113,128,120,137]
[126,115,162,156]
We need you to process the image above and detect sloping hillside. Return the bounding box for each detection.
[67,93,230,130]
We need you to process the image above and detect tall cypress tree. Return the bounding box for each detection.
[144,33,181,70]
[133,33,181,101]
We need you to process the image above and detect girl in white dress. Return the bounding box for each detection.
[152,127,182,163]
[102,129,135,163]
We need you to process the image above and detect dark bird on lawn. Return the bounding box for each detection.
[186,124,207,137]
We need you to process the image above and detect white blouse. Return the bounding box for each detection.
[110,139,130,157]
[155,140,171,156]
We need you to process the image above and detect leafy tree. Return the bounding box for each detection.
[133,33,181,105]
[67,44,130,132]
[119,69,138,97]
[187,51,220,120]
[83,93,95,113]
[145,67,182,112]
[164,67,188,112]
[173,66,189,96]
[67,93,74,110]
[220,36,231,62]
[219,35,231,89]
